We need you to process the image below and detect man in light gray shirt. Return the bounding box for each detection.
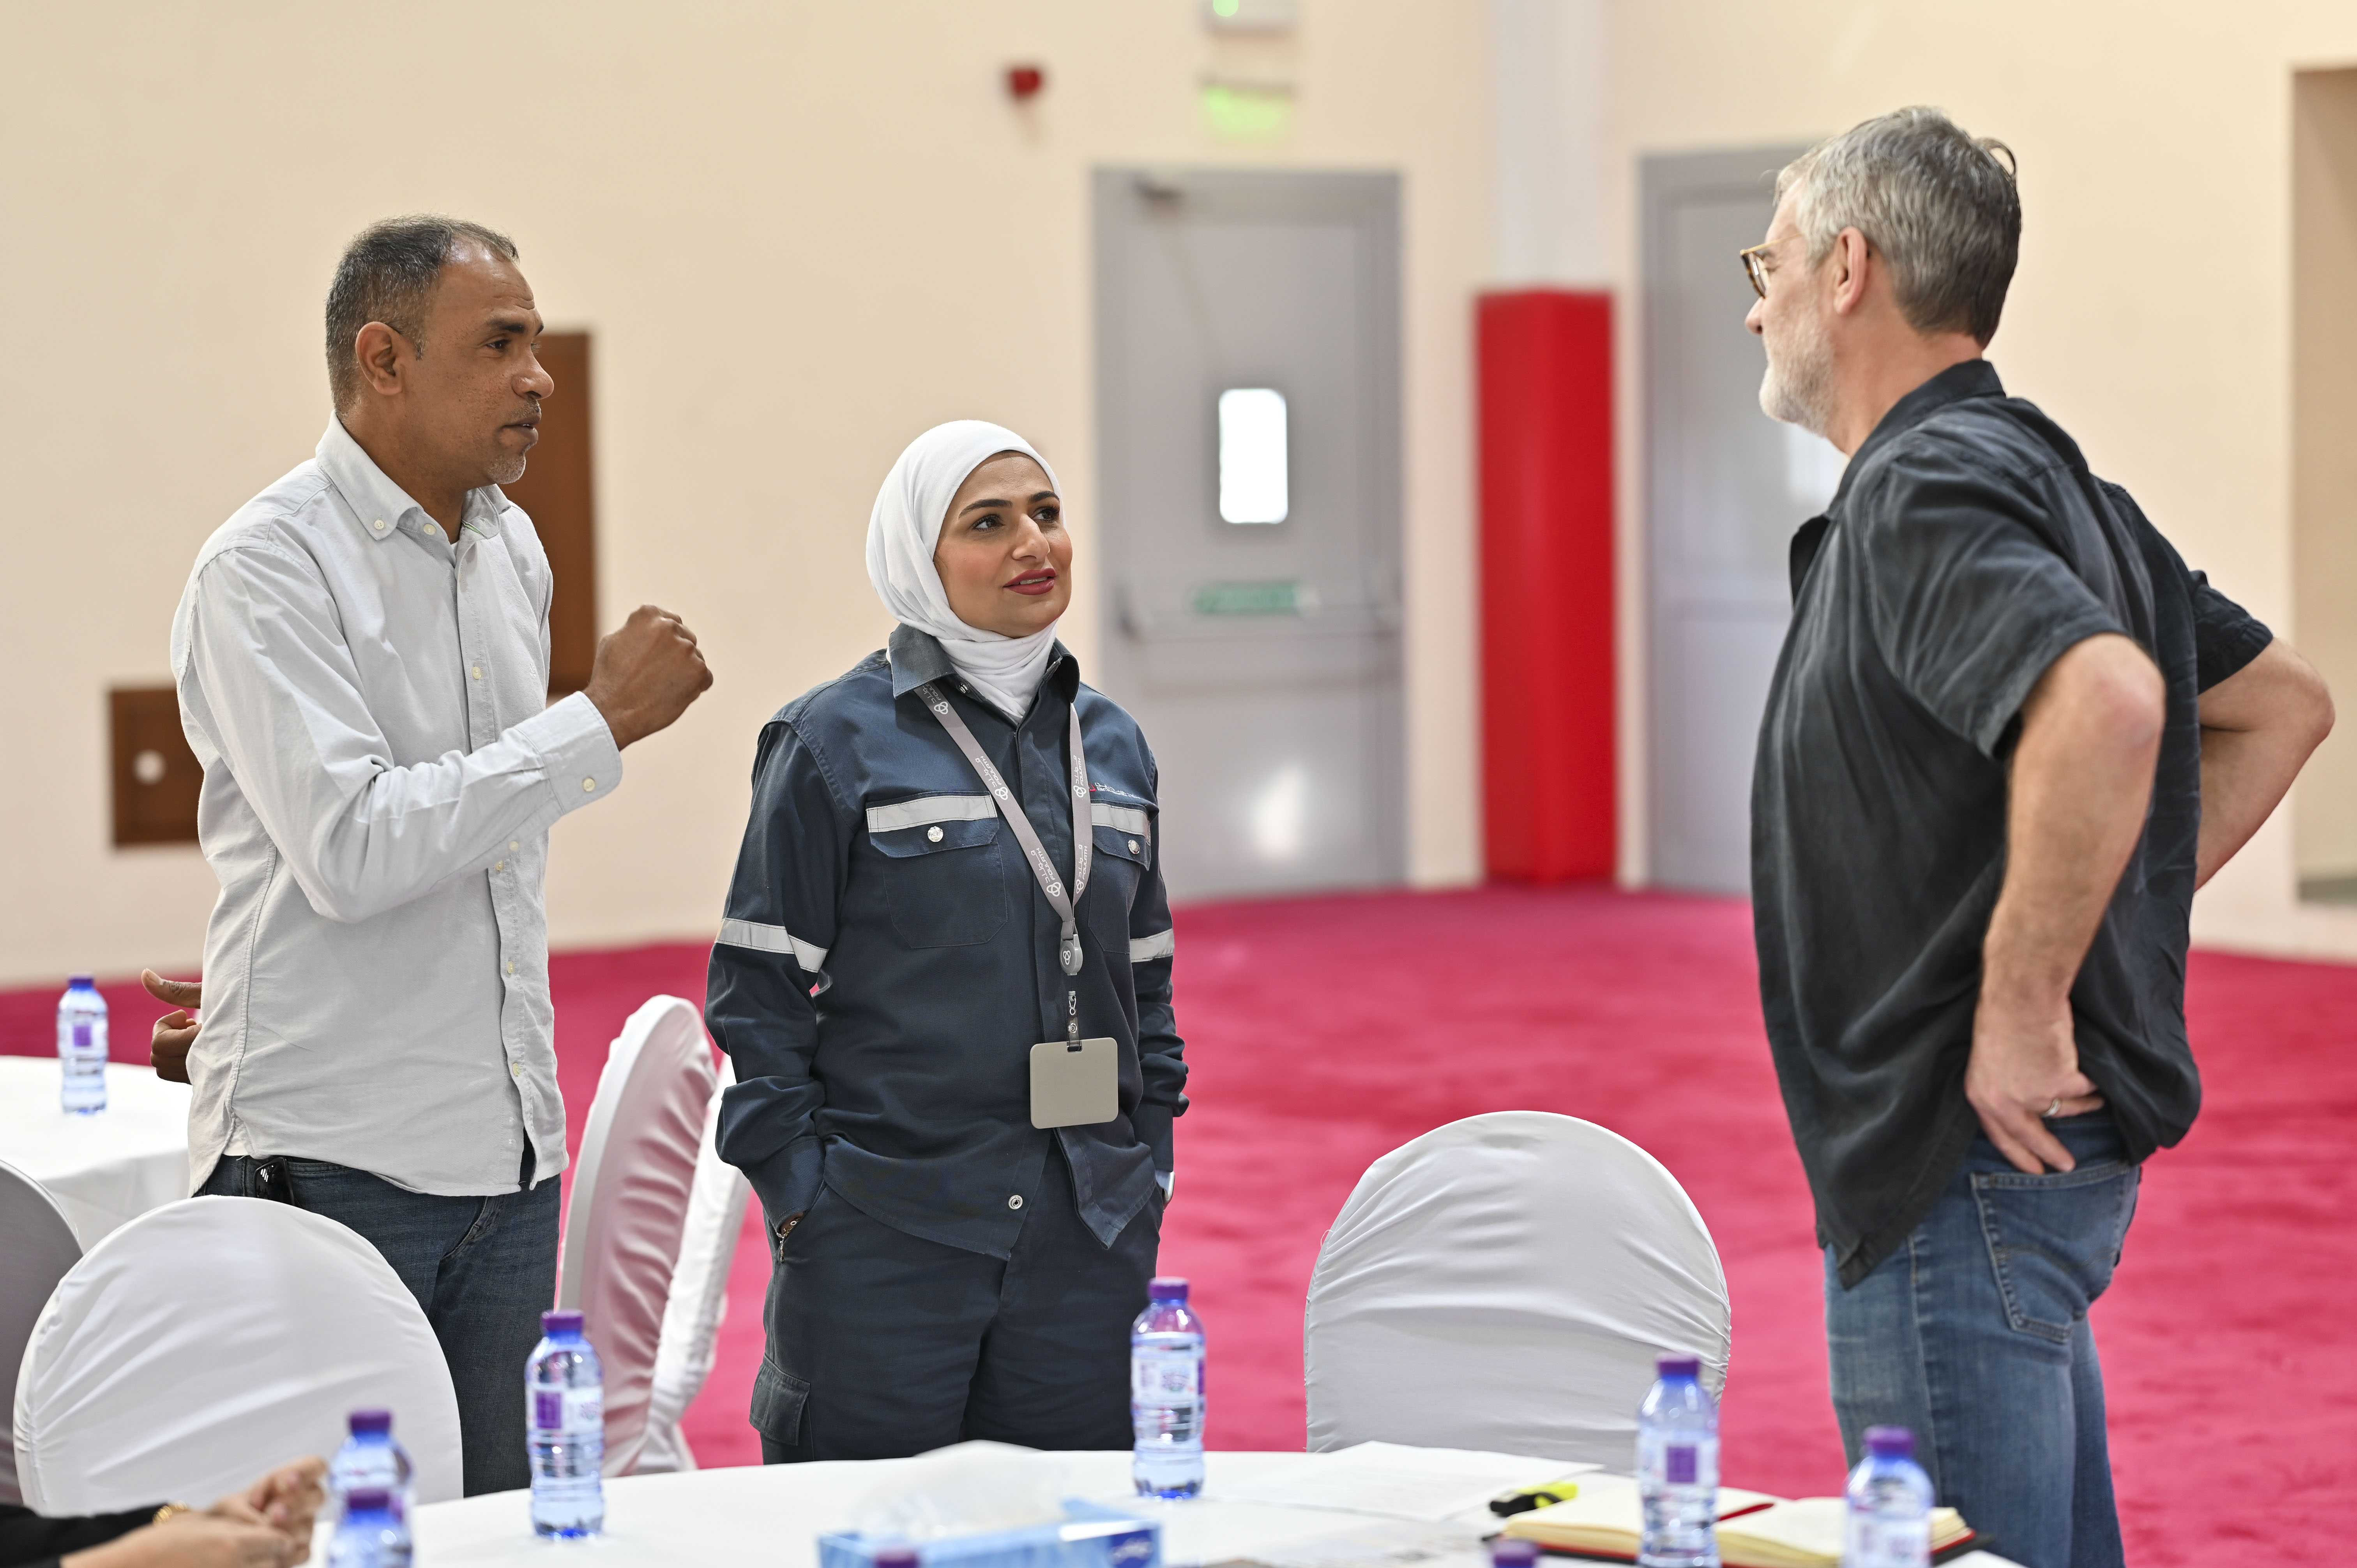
[173,216,711,1493]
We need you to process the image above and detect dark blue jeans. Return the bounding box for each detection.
[199,1154,559,1496]
[1826,1114,2140,1568]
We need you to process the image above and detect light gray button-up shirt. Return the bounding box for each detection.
[170,419,622,1196]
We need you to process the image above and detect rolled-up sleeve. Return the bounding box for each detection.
[707,720,851,1226]
[179,542,620,924]
[1861,459,2124,757]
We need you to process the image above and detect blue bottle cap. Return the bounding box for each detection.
[541,1309,585,1335]
[1148,1277,1189,1303]
[1490,1539,1541,1568]
[348,1409,392,1436]
[1864,1426,1914,1459]
[69,976,95,989]
[873,1549,921,1568]
[1655,1354,1701,1378]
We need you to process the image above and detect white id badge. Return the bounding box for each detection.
[1030,1037,1120,1128]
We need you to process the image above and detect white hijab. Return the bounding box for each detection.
[866,420,1064,721]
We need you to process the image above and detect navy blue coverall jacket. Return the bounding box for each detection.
[706,626,1185,1258]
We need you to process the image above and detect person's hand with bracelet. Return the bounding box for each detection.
[60,1460,326,1568]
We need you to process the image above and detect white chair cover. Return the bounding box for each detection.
[635,1058,751,1474]
[1304,1111,1732,1468]
[0,1160,81,1505]
[556,995,718,1476]
[14,1195,461,1513]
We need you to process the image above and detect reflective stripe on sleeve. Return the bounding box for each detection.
[1129,928,1175,964]
[1090,803,1152,837]
[717,917,830,975]
[864,795,998,833]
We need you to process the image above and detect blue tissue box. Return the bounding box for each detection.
[818,1503,1160,1568]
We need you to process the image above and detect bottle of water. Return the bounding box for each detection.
[1131,1276,1205,1499]
[528,1308,604,1538]
[57,977,107,1115]
[1636,1354,1719,1568]
[329,1409,415,1524]
[326,1489,408,1568]
[1844,1426,1934,1568]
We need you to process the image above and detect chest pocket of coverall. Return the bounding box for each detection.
[871,814,1009,948]
[1085,807,1153,952]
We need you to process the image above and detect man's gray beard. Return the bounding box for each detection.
[1759,318,1835,438]
[488,452,529,486]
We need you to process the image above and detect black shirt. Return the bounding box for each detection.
[1751,361,2272,1287]
[0,1503,156,1568]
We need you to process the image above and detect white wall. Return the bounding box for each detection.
[0,0,1494,987]
[1598,0,2357,959]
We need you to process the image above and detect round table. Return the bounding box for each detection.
[0,1056,190,1248]
[408,1451,2025,1568]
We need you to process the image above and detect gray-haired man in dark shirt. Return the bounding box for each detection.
[1744,109,2331,1568]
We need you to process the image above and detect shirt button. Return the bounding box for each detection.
[493,860,505,872]
[928,826,944,842]
[371,518,387,533]
[471,665,483,680]
[510,1063,523,1080]
[582,777,597,793]
[505,960,516,975]
[1007,1194,1024,1210]
[1127,839,1140,853]
[510,841,519,853]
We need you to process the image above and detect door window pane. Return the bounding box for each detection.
[1219,387,1289,523]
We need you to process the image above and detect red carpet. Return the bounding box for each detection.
[7,885,2352,1565]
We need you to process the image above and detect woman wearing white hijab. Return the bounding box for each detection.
[708,421,1187,1463]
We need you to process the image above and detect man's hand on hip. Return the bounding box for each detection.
[1965,990,2105,1174]
[143,969,203,1084]
[583,604,714,749]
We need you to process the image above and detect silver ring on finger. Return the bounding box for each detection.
[2042,1097,2063,1119]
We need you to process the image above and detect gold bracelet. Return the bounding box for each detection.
[152,1504,193,1526]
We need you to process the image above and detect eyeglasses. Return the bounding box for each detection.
[1739,241,1777,300]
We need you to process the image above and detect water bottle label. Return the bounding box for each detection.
[1133,1352,1202,1402]
[72,1024,92,1049]
[1664,1444,1697,1485]
[532,1388,602,1432]
[1852,1519,1930,1563]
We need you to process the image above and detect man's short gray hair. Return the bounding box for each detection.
[1776,107,2020,346]
[325,215,519,410]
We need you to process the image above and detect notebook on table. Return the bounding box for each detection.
[1500,1476,1975,1566]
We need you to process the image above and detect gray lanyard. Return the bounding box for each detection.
[916,684,1092,1041]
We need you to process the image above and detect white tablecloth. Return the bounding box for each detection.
[0,1056,190,1248]
[408,1451,2024,1568]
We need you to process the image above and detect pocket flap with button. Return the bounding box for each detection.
[1092,825,1151,868]
[869,816,1002,858]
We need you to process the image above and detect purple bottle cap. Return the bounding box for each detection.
[541,1309,585,1335]
[69,976,95,989]
[1865,1426,1914,1459]
[1489,1539,1542,1568]
[1656,1354,1701,1378]
[345,1489,392,1512]
[348,1409,392,1436]
[1148,1277,1189,1303]
[873,1549,921,1568]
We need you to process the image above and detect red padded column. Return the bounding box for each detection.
[1477,289,1615,882]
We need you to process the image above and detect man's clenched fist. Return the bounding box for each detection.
[583,604,714,749]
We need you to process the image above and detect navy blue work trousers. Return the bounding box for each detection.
[199,1154,558,1497]
[754,1146,1160,1462]
[1826,1114,2141,1568]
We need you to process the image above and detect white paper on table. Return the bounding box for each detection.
[1210,1442,1595,1521]
[1204,1517,1495,1568]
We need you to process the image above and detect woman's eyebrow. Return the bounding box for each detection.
[958,490,1058,516]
